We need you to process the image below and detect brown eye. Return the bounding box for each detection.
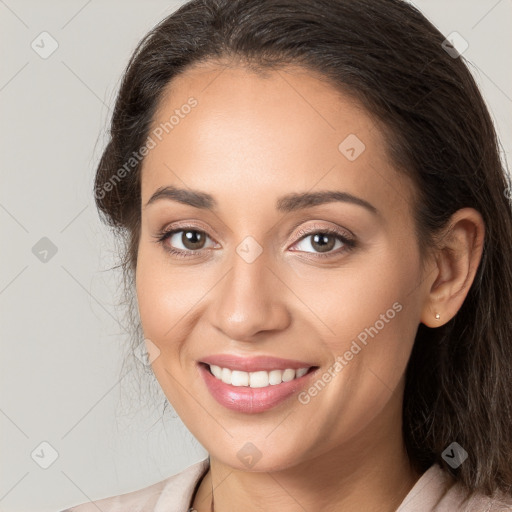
[157,227,217,256]
[290,227,356,259]
[180,230,207,250]
[293,231,346,254]
[309,233,336,253]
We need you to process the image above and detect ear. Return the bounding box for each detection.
[420,208,485,327]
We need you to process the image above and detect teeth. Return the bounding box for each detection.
[208,364,311,387]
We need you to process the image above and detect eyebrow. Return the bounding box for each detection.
[145,185,378,215]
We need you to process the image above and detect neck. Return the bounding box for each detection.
[192,381,422,512]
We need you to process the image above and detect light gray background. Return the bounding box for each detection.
[1,1,511,511]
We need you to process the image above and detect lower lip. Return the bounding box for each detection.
[198,363,318,414]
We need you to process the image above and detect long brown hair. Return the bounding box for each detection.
[94,0,512,498]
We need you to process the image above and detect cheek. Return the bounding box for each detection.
[135,242,218,358]
[307,242,421,371]
[298,250,421,439]
[135,244,189,347]
[135,249,200,403]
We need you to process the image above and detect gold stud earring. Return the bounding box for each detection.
[435,313,440,319]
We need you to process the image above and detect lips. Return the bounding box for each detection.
[199,364,318,413]
[199,354,317,372]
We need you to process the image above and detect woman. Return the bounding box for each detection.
[62,0,512,510]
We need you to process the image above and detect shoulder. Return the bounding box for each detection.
[59,457,210,512]
[397,463,512,512]
[461,488,512,512]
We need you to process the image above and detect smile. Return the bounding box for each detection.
[198,360,319,414]
[208,364,311,388]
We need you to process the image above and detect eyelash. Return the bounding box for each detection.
[154,225,356,260]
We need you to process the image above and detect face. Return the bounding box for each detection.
[136,62,430,472]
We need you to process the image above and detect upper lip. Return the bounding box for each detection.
[200,354,317,372]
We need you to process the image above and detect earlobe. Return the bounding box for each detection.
[420,208,485,328]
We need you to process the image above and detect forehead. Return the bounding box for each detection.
[140,62,413,219]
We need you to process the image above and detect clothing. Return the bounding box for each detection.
[61,457,512,511]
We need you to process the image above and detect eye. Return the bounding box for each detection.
[155,226,217,258]
[290,227,356,257]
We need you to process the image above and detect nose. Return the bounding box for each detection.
[206,245,291,342]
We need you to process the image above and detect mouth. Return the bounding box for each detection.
[197,359,320,414]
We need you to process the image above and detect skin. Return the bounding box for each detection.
[135,61,485,512]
